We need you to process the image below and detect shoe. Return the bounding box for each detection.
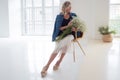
[41,66,49,77]
[53,64,59,71]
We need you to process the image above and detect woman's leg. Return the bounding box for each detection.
[41,42,60,77]
[57,53,66,65]
[53,46,67,70]
[53,35,73,70]
[41,53,58,77]
[53,35,74,69]
[53,53,66,70]
[45,53,58,67]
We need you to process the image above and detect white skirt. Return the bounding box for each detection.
[53,35,74,54]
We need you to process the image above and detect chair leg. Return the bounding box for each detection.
[75,40,86,56]
[73,42,76,62]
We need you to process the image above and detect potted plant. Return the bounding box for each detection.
[98,25,116,42]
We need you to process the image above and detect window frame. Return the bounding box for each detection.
[21,0,60,36]
[109,2,120,36]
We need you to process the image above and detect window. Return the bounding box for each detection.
[109,0,120,36]
[21,0,60,36]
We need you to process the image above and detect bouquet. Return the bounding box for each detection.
[55,16,86,41]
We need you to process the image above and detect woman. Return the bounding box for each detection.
[41,1,77,77]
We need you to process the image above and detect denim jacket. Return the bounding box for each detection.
[52,12,77,41]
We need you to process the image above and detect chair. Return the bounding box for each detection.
[72,30,86,62]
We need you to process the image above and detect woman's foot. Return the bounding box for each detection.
[53,64,59,71]
[41,66,49,77]
[53,61,60,71]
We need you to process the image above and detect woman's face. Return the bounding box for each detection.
[65,5,71,13]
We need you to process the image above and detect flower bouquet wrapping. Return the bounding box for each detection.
[55,16,86,41]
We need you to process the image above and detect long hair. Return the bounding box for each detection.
[61,1,71,14]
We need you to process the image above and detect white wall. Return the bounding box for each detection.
[71,0,109,39]
[7,0,109,39]
[8,0,22,38]
[0,0,9,37]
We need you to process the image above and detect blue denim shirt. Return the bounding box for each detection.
[52,12,77,41]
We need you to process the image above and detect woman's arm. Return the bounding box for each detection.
[59,19,72,30]
[52,14,63,41]
[59,26,67,30]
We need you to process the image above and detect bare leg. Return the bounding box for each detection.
[45,53,58,67]
[56,53,65,65]
[53,53,66,70]
[53,45,68,70]
[55,53,65,65]
[56,45,68,66]
[53,46,68,70]
[41,53,58,77]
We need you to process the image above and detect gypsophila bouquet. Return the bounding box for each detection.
[55,16,86,41]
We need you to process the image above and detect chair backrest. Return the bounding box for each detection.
[72,31,83,40]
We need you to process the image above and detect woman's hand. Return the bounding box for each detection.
[67,21,72,26]
[60,26,67,30]
[59,21,72,30]
[71,27,77,31]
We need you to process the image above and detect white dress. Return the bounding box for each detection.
[52,34,74,54]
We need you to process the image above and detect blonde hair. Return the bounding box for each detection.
[61,1,71,14]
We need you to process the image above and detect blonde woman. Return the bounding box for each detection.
[41,1,77,77]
